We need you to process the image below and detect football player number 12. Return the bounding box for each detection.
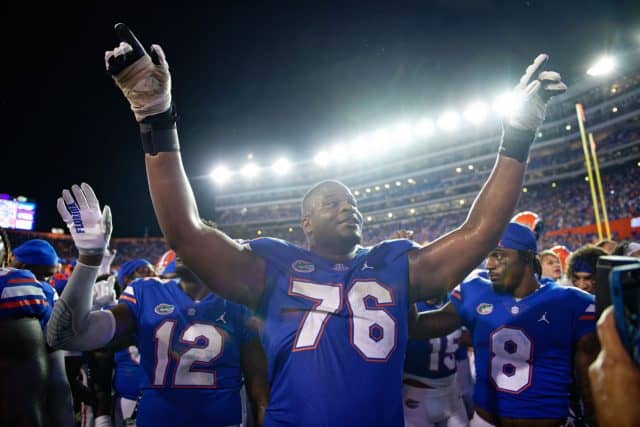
[290,280,396,361]
[153,320,223,387]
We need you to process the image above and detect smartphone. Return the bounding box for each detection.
[595,256,639,319]
[610,263,640,366]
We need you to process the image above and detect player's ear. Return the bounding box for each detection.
[301,216,312,235]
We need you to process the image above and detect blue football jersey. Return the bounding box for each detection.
[450,277,596,419]
[405,299,461,379]
[0,268,51,326]
[113,345,143,401]
[119,277,256,427]
[250,237,419,427]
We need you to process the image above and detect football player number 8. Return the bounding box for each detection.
[490,326,533,393]
[290,280,396,361]
[153,321,223,387]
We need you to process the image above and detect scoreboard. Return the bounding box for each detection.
[0,196,36,230]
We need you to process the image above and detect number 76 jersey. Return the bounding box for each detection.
[450,277,596,420]
[250,237,420,427]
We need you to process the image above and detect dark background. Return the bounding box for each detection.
[1,1,638,236]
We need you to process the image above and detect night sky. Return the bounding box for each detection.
[2,1,638,237]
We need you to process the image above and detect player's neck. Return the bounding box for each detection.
[511,275,540,299]
[309,243,358,263]
[179,280,210,301]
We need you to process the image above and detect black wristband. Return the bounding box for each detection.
[139,105,180,155]
[498,125,537,163]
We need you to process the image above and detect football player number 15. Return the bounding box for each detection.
[290,280,396,361]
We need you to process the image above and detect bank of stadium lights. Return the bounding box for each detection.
[455,167,462,173]
[366,216,373,222]
[409,208,416,215]
[612,106,618,113]
[330,143,349,163]
[467,165,474,170]
[565,124,572,131]
[492,91,522,117]
[375,186,381,191]
[241,162,260,179]
[354,190,360,196]
[463,101,488,125]
[314,150,330,167]
[552,182,557,188]
[387,212,394,219]
[384,183,390,189]
[272,158,291,175]
[395,181,402,186]
[365,188,371,193]
[210,165,232,184]
[587,56,615,77]
[414,118,434,138]
[437,111,461,131]
[288,227,293,233]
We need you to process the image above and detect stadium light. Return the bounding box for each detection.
[210,165,232,184]
[330,143,349,163]
[463,101,488,125]
[414,118,434,139]
[349,136,368,158]
[368,129,391,153]
[272,158,291,175]
[492,91,522,117]
[437,111,460,131]
[241,162,260,179]
[391,122,414,145]
[587,56,615,76]
[314,150,330,167]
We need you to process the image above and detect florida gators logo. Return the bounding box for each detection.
[477,303,493,315]
[154,303,175,315]
[292,260,315,273]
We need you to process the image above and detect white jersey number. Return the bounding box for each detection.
[290,280,397,361]
[490,326,533,393]
[429,329,461,371]
[153,320,224,387]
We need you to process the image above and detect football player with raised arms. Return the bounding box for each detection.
[93,23,566,426]
[409,223,599,427]
[47,183,269,427]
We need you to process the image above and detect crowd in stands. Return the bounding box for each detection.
[5,157,639,267]
[216,124,640,226]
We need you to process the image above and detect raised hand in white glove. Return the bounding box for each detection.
[105,23,171,122]
[509,54,567,131]
[92,275,117,310]
[57,183,112,256]
[98,248,117,276]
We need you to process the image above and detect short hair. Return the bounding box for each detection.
[301,180,349,218]
[566,245,607,279]
[595,239,616,249]
[539,249,560,262]
[612,240,629,256]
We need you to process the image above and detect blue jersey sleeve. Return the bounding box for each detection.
[0,268,51,322]
[118,278,146,322]
[568,287,596,341]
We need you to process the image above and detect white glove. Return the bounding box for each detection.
[105,23,171,122]
[57,183,112,256]
[509,54,567,130]
[98,248,117,276]
[92,275,117,310]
